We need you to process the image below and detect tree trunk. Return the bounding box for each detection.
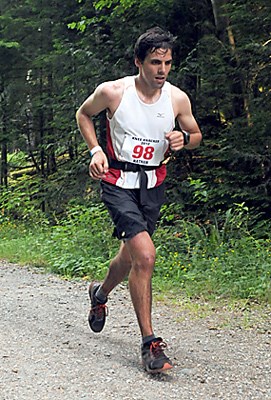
[210,0,246,119]
[46,71,57,175]
[0,78,8,187]
[211,0,229,43]
[0,141,8,187]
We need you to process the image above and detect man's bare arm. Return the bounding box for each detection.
[166,86,202,151]
[76,83,115,179]
[76,83,112,150]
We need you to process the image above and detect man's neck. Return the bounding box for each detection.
[134,75,162,104]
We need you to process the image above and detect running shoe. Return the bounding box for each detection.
[88,282,108,333]
[141,337,173,373]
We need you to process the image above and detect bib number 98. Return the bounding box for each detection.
[132,145,155,160]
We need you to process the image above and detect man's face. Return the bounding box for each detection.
[135,48,173,89]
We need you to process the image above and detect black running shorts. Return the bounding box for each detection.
[100,181,165,240]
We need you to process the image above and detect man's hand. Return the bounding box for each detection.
[89,151,109,180]
[165,130,185,151]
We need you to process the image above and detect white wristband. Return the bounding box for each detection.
[90,145,102,157]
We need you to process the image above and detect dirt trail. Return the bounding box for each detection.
[0,262,270,400]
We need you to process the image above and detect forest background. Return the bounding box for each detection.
[0,0,270,306]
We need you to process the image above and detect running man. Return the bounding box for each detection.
[76,27,202,373]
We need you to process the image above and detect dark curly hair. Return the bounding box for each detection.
[134,27,175,63]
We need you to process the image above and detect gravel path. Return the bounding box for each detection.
[0,262,270,400]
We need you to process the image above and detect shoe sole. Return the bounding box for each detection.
[144,362,173,374]
[88,309,106,333]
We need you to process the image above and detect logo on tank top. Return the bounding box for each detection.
[156,113,165,118]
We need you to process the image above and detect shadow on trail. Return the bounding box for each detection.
[85,331,176,381]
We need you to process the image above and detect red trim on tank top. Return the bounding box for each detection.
[104,118,166,187]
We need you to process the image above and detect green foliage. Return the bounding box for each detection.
[0,178,49,224]
[0,202,270,303]
[154,202,271,301]
[192,0,271,218]
[0,40,20,49]
[0,0,271,305]
[0,202,119,278]
[1,0,270,222]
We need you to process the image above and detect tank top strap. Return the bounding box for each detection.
[123,75,136,90]
[161,81,172,99]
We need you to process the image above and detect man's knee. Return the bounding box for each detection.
[132,250,156,273]
[125,231,156,273]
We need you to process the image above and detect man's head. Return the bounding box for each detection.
[134,27,175,63]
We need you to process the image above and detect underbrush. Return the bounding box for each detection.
[0,202,270,303]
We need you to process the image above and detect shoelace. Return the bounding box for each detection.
[150,340,167,357]
[91,304,108,318]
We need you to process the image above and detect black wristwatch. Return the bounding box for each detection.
[182,130,190,146]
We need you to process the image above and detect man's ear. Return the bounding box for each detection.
[134,57,142,68]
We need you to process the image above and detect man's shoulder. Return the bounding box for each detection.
[95,77,133,116]
[170,83,189,101]
[168,83,192,116]
[98,77,127,100]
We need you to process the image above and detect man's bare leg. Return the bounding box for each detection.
[89,230,172,372]
[88,241,132,332]
[123,232,173,373]
[100,242,132,295]
[125,231,156,337]
[100,231,155,336]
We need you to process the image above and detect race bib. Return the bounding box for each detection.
[120,134,168,166]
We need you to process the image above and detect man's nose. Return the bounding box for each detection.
[158,63,166,73]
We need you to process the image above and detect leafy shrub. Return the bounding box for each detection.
[0,201,270,302]
[154,203,271,301]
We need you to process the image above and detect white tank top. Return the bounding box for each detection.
[105,76,175,189]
